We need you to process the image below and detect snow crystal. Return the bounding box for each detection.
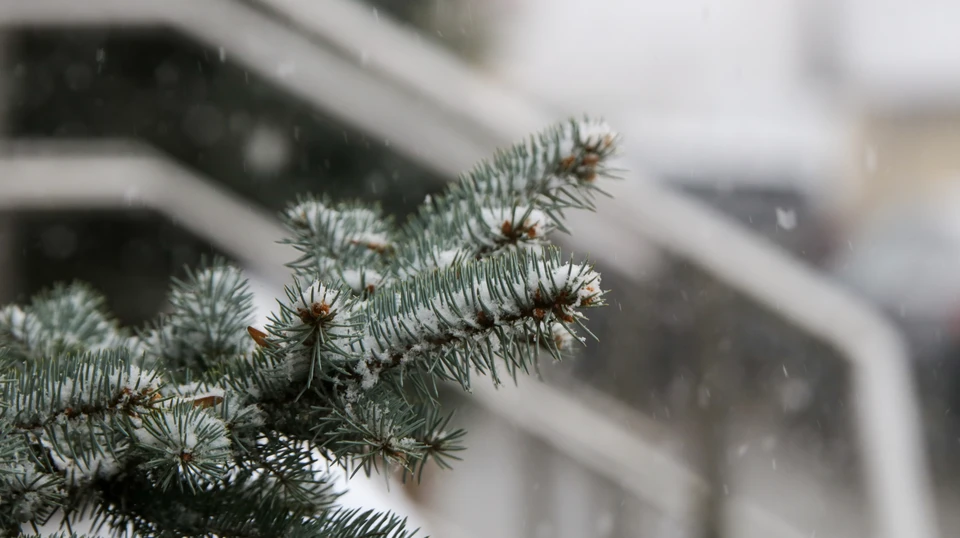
[352,257,600,391]
[557,137,575,161]
[293,280,334,311]
[341,268,384,292]
[0,305,30,340]
[477,206,550,244]
[574,119,616,151]
[137,409,231,457]
[549,323,577,350]
[775,207,797,230]
[393,437,418,450]
[435,248,462,269]
[354,359,380,390]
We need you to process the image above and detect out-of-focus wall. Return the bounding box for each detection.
[0,34,14,304]
[486,0,840,194]
[835,0,960,229]
[484,0,960,231]
[837,0,960,107]
[845,113,960,226]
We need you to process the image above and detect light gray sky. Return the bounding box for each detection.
[485,0,960,187]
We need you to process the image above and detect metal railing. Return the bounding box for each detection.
[0,1,940,537]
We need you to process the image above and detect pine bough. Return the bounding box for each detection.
[0,118,619,537]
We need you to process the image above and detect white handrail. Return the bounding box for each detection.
[470,378,810,538]
[0,0,497,178]
[252,0,546,143]
[602,174,938,538]
[0,141,296,284]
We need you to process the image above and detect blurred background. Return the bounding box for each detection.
[4,0,960,537]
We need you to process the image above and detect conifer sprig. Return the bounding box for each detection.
[282,196,394,295]
[3,350,161,432]
[393,117,619,276]
[345,247,603,394]
[0,117,620,537]
[0,283,127,364]
[140,261,256,379]
[293,507,417,538]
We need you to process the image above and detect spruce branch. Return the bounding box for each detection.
[141,260,256,379]
[92,470,324,538]
[3,350,161,432]
[315,394,428,477]
[394,117,619,275]
[0,117,620,537]
[233,436,338,514]
[21,531,86,538]
[263,278,363,376]
[304,386,465,481]
[0,283,128,364]
[290,507,417,538]
[345,246,603,394]
[398,406,466,483]
[282,195,394,296]
[0,445,64,530]
[134,403,234,493]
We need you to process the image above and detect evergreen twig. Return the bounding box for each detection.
[0,117,619,537]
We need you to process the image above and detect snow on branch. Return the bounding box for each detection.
[0,283,128,363]
[282,195,393,295]
[141,260,256,378]
[3,350,161,431]
[0,117,618,537]
[395,117,620,275]
[347,246,603,393]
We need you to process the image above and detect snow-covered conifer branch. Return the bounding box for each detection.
[21,531,86,538]
[291,507,417,538]
[135,403,233,492]
[302,386,465,481]
[141,260,256,378]
[2,350,161,431]
[0,117,618,537]
[0,283,128,364]
[282,195,393,295]
[263,278,363,371]
[92,470,331,538]
[0,424,64,532]
[444,117,618,209]
[394,117,619,275]
[397,405,466,483]
[345,246,603,394]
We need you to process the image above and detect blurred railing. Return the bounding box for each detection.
[0,0,497,177]
[0,1,939,537]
